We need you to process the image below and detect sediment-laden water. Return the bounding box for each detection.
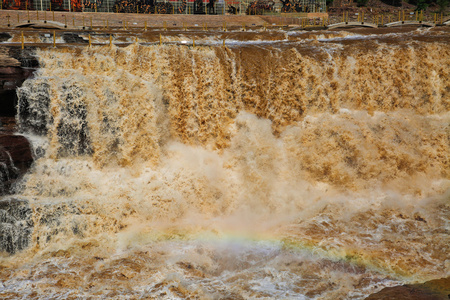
[1,27,449,299]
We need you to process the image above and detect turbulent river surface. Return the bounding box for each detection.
[1,27,449,299]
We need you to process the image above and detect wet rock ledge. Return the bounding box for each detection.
[365,277,450,300]
[0,134,33,195]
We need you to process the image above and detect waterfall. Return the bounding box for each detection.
[1,29,449,299]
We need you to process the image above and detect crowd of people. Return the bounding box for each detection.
[1,0,31,10]
[280,0,319,12]
[82,0,101,9]
[0,0,317,15]
[113,0,188,13]
[245,0,275,14]
[112,0,223,14]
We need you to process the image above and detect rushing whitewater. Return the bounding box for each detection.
[1,28,449,299]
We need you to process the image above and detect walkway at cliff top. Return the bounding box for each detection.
[0,10,447,31]
[0,10,328,29]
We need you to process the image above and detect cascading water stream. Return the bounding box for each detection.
[1,28,449,299]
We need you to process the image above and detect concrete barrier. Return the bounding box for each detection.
[15,21,85,30]
[328,22,378,29]
[385,21,434,27]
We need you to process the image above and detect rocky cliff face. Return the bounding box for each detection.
[0,45,36,255]
[0,45,37,117]
[0,46,36,196]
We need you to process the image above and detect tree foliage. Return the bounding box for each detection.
[356,0,369,6]
[379,0,402,7]
[408,0,449,10]
[436,0,449,11]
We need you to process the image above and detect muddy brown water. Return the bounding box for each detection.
[0,25,449,299]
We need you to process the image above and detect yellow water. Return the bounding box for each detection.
[1,28,449,299]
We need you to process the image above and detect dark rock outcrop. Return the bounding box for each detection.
[0,135,33,195]
[0,33,12,43]
[62,33,88,44]
[365,277,450,300]
[0,197,34,254]
[0,45,37,118]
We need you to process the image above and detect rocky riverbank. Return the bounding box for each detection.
[365,277,450,300]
